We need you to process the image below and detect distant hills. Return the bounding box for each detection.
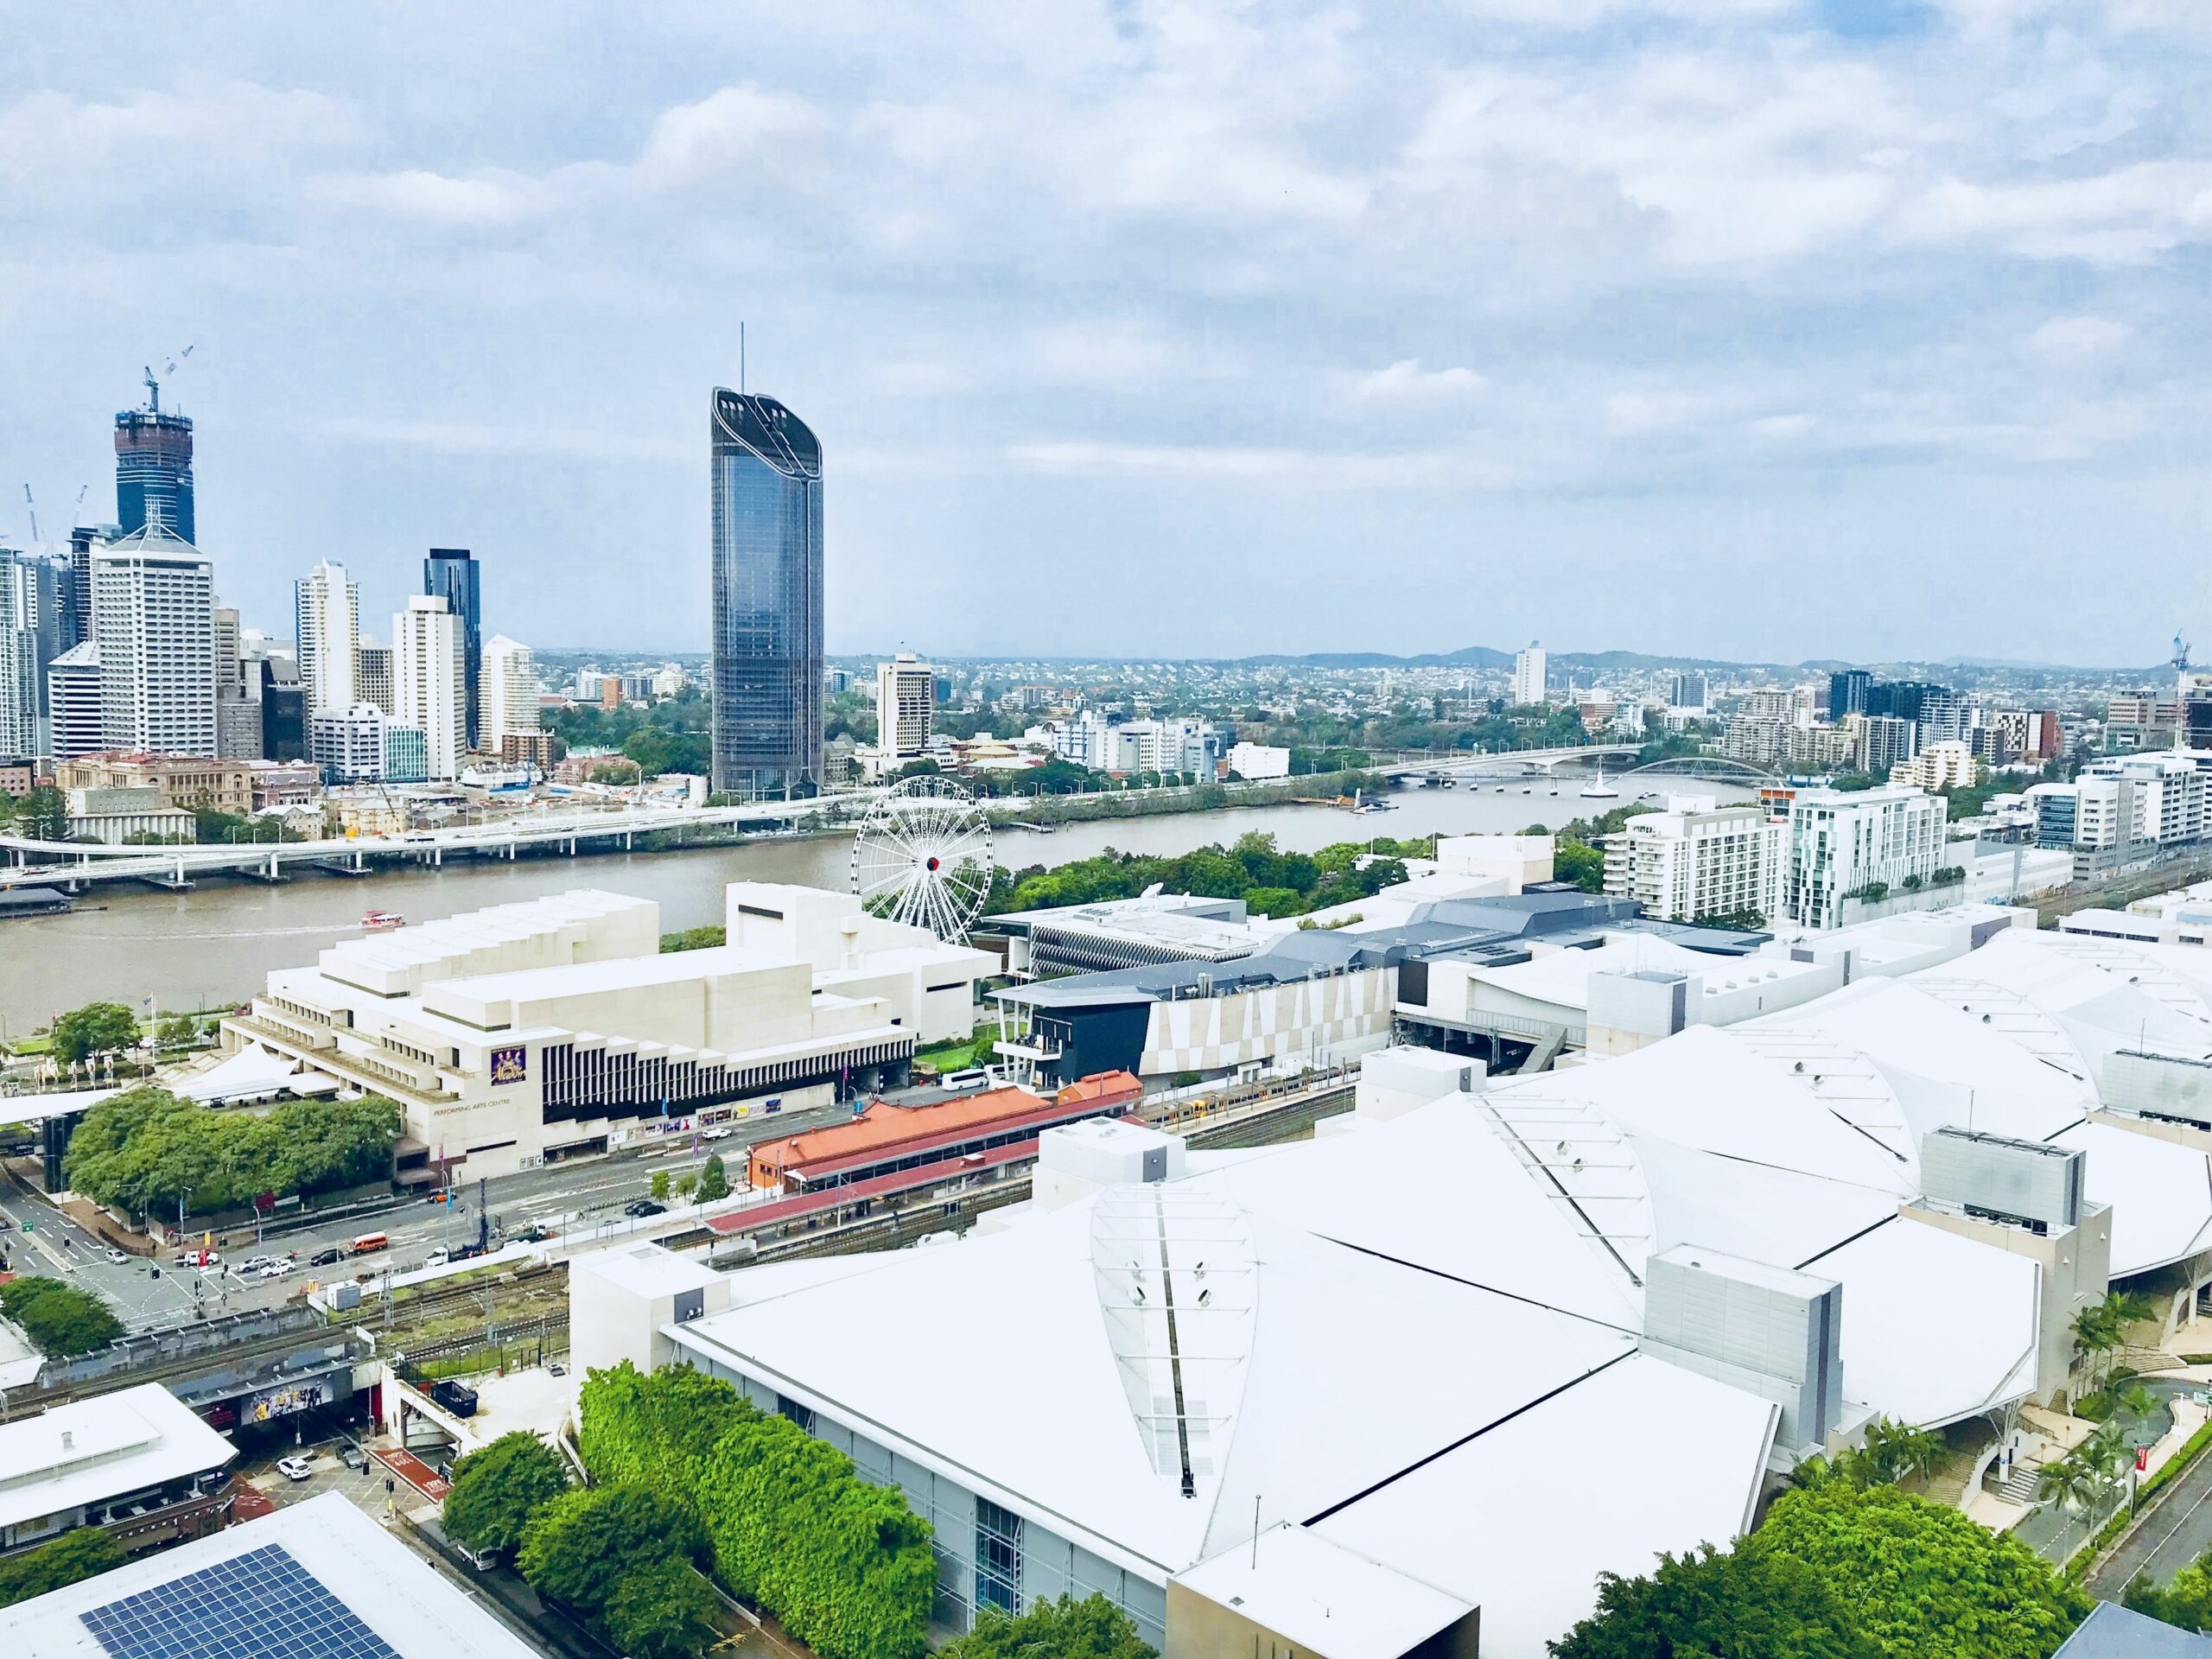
[1228,646,2163,677]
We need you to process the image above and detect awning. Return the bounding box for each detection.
[178,1046,340,1106]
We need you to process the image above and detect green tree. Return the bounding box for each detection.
[660,925,727,953]
[2126,1551,2212,1634]
[49,1001,140,1065]
[155,1013,198,1051]
[942,1593,1158,1659]
[0,1526,127,1607]
[518,1484,711,1611]
[651,1170,671,1202]
[0,785,72,843]
[1746,1480,2087,1659]
[1548,1544,1878,1659]
[602,1554,720,1659]
[1554,837,1606,893]
[695,1154,730,1203]
[442,1431,571,1556]
[64,1088,403,1219]
[0,1276,124,1357]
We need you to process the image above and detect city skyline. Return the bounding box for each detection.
[2,6,2206,665]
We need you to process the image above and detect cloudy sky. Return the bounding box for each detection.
[3,1,2207,664]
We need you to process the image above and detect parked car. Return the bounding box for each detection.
[276,1456,314,1482]
[624,1199,666,1218]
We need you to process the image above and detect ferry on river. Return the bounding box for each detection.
[360,910,406,932]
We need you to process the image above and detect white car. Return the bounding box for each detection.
[425,1247,450,1268]
[258,1261,293,1279]
[701,1126,734,1141]
[276,1456,314,1482]
[104,1249,129,1265]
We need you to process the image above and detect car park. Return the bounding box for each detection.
[276,1456,314,1482]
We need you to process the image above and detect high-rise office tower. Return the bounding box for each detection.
[61,526,106,651]
[0,547,48,757]
[91,524,216,755]
[710,389,823,798]
[213,603,262,760]
[1828,669,1871,721]
[394,594,466,779]
[1669,671,1708,712]
[874,652,936,762]
[47,641,104,759]
[480,634,540,748]
[259,656,305,762]
[113,377,195,544]
[424,549,481,748]
[296,561,359,714]
[355,639,395,715]
[1512,641,1548,707]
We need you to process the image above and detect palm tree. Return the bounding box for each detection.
[2037,1449,2100,1524]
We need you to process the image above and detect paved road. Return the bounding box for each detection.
[3,1100,848,1333]
[2089,1446,2212,1598]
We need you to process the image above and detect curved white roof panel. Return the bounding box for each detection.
[1802,1217,2040,1427]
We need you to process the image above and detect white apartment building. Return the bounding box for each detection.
[295,561,359,714]
[354,639,394,715]
[308,704,391,784]
[1228,741,1292,780]
[1723,714,1786,768]
[393,594,466,779]
[480,634,540,748]
[1891,740,1976,792]
[1783,785,1948,930]
[2081,752,2206,849]
[1603,795,1787,924]
[1513,641,1548,707]
[92,525,216,757]
[1113,716,1221,777]
[874,652,935,762]
[221,882,993,1179]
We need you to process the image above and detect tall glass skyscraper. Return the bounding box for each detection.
[114,392,194,544]
[710,390,823,798]
[424,548,482,747]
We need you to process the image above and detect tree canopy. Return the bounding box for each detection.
[49,1001,141,1065]
[941,1593,1157,1659]
[1548,1543,1880,1659]
[695,1154,730,1203]
[0,1526,126,1607]
[1745,1480,2087,1659]
[0,1275,124,1357]
[518,1484,717,1659]
[442,1431,570,1556]
[994,832,1409,919]
[63,1087,403,1218]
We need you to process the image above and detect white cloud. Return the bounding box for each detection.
[2027,315,2133,363]
[1347,359,1488,402]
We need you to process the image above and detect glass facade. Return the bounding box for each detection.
[710,390,823,798]
[424,549,482,747]
[974,1497,1024,1613]
[114,410,195,544]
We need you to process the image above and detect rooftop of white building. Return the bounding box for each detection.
[0,1491,538,1658]
[0,1383,236,1535]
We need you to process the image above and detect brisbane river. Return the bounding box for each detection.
[0,780,1756,1026]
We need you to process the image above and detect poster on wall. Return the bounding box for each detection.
[247,1380,329,1422]
[490,1046,527,1086]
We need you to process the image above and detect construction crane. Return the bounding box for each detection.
[143,343,194,414]
[22,485,35,545]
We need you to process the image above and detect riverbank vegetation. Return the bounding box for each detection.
[990,831,1422,920]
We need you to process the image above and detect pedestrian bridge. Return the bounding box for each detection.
[0,795,867,892]
[1379,747,1777,783]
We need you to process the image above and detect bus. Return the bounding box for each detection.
[351,1231,390,1256]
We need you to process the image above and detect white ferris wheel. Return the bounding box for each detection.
[850,776,995,943]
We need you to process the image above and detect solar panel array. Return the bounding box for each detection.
[78,1542,400,1659]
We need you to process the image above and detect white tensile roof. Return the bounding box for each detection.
[673,1177,1778,1655]
[1741,975,2212,1276]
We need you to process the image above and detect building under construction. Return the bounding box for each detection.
[114,375,194,543]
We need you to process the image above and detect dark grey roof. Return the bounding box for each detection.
[2056,1602,2212,1658]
